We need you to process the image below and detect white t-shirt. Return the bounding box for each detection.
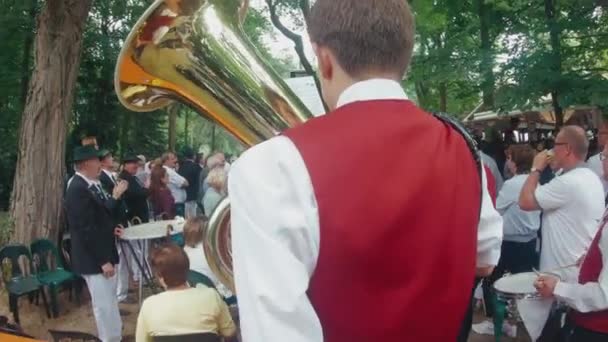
[535,167,605,281]
[586,153,608,195]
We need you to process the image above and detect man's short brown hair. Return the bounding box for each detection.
[150,243,189,288]
[307,0,415,78]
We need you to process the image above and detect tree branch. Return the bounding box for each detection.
[265,0,328,112]
[299,0,310,23]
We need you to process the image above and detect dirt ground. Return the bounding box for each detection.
[0,286,531,342]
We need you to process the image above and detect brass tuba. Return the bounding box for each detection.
[114,0,314,292]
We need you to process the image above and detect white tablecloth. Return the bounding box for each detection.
[121,219,185,241]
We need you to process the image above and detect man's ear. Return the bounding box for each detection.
[315,45,333,81]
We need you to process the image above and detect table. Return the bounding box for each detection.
[0,333,44,342]
[120,219,185,305]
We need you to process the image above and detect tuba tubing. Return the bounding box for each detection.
[114,0,314,292]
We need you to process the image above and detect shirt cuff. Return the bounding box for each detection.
[554,281,573,300]
[477,248,501,267]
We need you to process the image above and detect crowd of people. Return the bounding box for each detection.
[461,123,608,341]
[56,0,608,341]
[64,144,238,342]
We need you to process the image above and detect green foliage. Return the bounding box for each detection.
[407,0,484,116]
[495,0,608,112]
[70,0,168,161]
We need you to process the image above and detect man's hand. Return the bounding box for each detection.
[534,275,559,298]
[114,226,125,238]
[476,265,495,277]
[113,180,128,199]
[101,263,115,278]
[532,150,550,172]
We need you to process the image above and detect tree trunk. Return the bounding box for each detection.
[20,0,38,107]
[10,0,93,244]
[168,105,178,151]
[211,124,217,151]
[184,110,190,147]
[544,0,564,127]
[477,0,495,110]
[439,82,448,113]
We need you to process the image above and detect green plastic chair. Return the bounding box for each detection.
[186,270,216,290]
[0,244,50,324]
[186,270,237,305]
[30,239,77,318]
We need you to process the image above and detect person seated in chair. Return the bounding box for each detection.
[182,217,233,299]
[136,243,236,342]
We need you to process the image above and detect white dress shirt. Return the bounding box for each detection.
[228,79,503,342]
[554,216,608,313]
[163,165,187,204]
[102,169,116,184]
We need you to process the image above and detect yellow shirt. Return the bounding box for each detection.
[136,286,236,342]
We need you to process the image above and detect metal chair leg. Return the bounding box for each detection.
[38,288,51,319]
[9,294,19,325]
[50,285,59,318]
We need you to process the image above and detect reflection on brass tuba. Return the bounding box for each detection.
[114,0,314,292]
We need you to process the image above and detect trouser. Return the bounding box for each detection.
[82,273,122,342]
[116,241,141,301]
[185,201,198,219]
[483,239,538,317]
[175,203,185,218]
[457,277,481,342]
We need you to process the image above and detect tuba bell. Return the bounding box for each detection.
[114,0,314,292]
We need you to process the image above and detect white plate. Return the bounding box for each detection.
[494,272,538,295]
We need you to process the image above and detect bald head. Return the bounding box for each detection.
[559,125,588,160]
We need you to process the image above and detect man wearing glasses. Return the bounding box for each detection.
[518,126,605,339]
[533,145,608,341]
[520,125,604,283]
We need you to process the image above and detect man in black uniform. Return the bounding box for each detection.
[120,154,150,223]
[65,145,124,342]
[99,149,129,226]
[116,154,150,298]
[178,147,201,218]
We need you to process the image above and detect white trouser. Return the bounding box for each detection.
[83,273,122,342]
[185,201,198,219]
[116,241,143,301]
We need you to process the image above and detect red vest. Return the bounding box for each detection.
[570,224,608,333]
[284,100,480,341]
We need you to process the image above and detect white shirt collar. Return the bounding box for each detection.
[336,79,408,109]
[101,169,114,179]
[76,172,97,187]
